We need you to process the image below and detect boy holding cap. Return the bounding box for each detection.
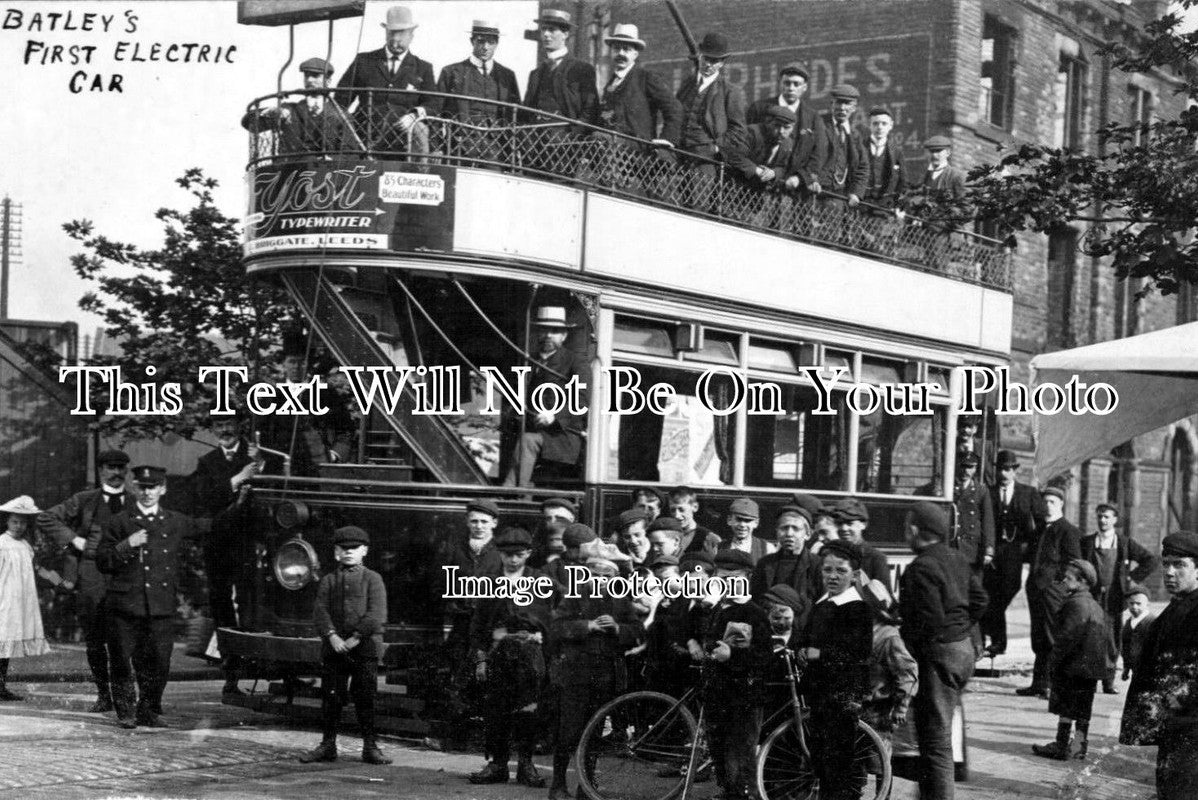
[301,526,390,765]
[1032,559,1108,761]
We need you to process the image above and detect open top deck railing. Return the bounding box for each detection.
[242,88,1012,291]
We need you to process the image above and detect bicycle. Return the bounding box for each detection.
[756,647,892,800]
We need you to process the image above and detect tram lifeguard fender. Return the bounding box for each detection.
[216,628,403,666]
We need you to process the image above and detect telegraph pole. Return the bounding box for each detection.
[0,196,23,319]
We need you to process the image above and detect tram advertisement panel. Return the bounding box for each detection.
[244,160,456,256]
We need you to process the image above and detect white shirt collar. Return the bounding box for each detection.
[103,486,125,497]
[387,49,407,64]
[469,54,491,72]
[698,72,719,92]
[612,64,632,80]
[137,504,160,517]
[546,46,569,62]
[777,95,800,113]
[816,585,864,606]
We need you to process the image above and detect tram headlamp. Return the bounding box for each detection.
[275,500,311,529]
[274,537,320,591]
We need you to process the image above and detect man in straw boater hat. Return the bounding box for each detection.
[38,448,134,712]
[336,5,434,156]
[502,306,588,487]
[432,19,521,125]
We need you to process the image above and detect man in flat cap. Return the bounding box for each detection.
[502,306,588,487]
[1080,502,1157,694]
[1121,532,1198,800]
[675,32,748,212]
[337,5,434,157]
[592,23,683,193]
[469,527,555,786]
[38,448,135,713]
[818,84,868,208]
[242,57,357,158]
[748,63,825,200]
[900,501,987,800]
[300,526,391,765]
[911,135,969,217]
[96,466,202,728]
[1019,485,1082,697]
[982,450,1043,658]
[541,497,577,525]
[726,105,797,228]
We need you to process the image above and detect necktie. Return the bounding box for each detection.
[480,62,488,77]
[389,54,399,76]
[107,493,123,515]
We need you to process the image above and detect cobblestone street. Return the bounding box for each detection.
[0,665,1158,800]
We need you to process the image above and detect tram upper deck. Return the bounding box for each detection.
[242,90,1012,358]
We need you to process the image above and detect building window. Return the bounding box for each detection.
[1046,228,1078,349]
[980,16,1016,129]
[1129,86,1153,146]
[1054,53,1087,149]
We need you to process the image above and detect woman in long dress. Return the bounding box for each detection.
[0,495,51,700]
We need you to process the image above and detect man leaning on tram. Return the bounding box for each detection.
[241,57,357,159]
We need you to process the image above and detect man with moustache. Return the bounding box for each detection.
[502,306,587,487]
[38,449,135,713]
[818,84,868,208]
[336,5,434,156]
[594,23,682,192]
[193,414,263,695]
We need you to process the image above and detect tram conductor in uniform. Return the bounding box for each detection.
[503,306,587,488]
[96,466,201,728]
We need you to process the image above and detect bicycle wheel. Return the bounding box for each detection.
[575,690,700,800]
[757,717,893,800]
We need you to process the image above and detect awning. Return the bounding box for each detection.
[1030,322,1198,483]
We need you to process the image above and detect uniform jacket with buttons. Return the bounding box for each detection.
[96,507,202,617]
[313,564,387,656]
[952,478,994,569]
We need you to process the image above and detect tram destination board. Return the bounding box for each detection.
[244,160,455,256]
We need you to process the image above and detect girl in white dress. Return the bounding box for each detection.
[0,495,51,700]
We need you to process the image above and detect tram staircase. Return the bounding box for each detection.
[280,269,488,485]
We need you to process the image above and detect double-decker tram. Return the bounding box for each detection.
[222,46,1012,737]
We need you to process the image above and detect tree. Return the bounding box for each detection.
[969,1,1198,296]
[64,168,297,440]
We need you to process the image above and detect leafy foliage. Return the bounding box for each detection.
[64,168,296,439]
[969,1,1198,295]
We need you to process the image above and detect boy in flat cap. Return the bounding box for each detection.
[1032,559,1108,761]
[38,448,135,713]
[899,502,987,800]
[1120,584,1154,682]
[301,526,390,765]
[241,57,356,157]
[96,466,203,728]
[646,515,683,561]
[703,548,771,798]
[751,505,822,622]
[469,527,555,787]
[723,497,777,567]
[667,486,721,557]
[613,508,651,570]
[802,540,874,798]
[832,497,890,588]
[747,63,824,198]
[1121,532,1198,800]
[864,106,906,207]
[548,554,643,798]
[726,105,798,228]
[1020,486,1082,698]
[630,486,664,523]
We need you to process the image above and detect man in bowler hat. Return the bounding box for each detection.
[982,450,1043,657]
[675,32,747,212]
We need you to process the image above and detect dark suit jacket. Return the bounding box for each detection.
[551,591,641,687]
[1049,588,1112,681]
[526,346,587,467]
[746,98,825,187]
[523,55,599,126]
[864,136,906,205]
[1079,532,1158,614]
[1028,517,1083,595]
[468,566,555,655]
[336,47,435,118]
[750,548,821,620]
[913,165,971,222]
[725,123,793,182]
[599,64,683,144]
[241,98,357,155]
[194,441,254,517]
[675,73,747,155]
[818,113,869,197]
[97,507,201,617]
[431,58,521,122]
[989,481,1042,550]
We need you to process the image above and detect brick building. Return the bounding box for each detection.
[565,0,1195,587]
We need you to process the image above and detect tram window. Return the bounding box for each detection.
[744,384,848,490]
[824,350,853,373]
[613,319,674,358]
[606,364,737,485]
[857,404,948,495]
[748,340,799,374]
[681,331,740,367]
[860,357,904,386]
[929,367,951,395]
